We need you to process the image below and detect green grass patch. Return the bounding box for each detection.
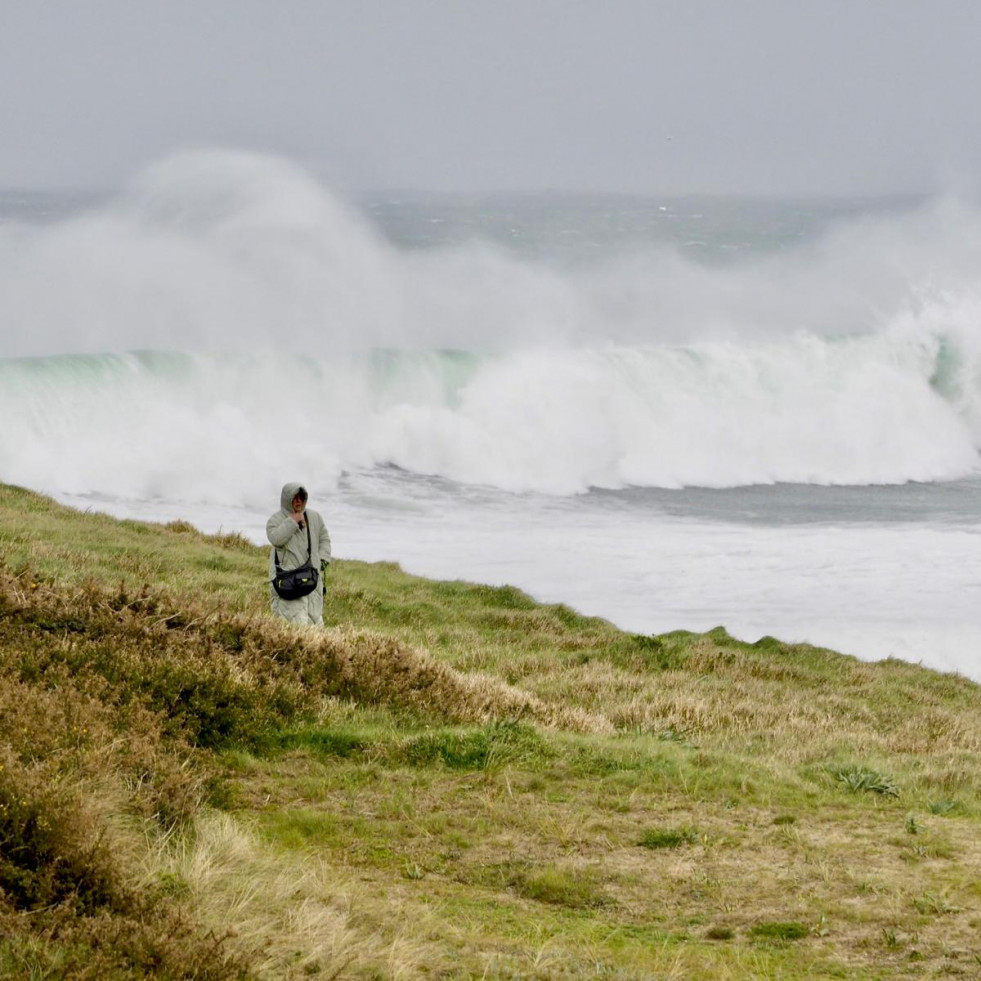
[272,725,375,759]
[515,865,611,909]
[749,921,810,942]
[638,826,699,850]
[467,861,612,910]
[400,720,552,771]
[259,808,343,850]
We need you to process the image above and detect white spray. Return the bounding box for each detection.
[2,149,981,500]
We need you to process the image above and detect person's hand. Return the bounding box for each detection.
[289,510,305,527]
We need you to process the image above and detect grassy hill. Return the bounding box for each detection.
[0,481,979,979]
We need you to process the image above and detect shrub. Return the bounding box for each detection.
[0,762,123,913]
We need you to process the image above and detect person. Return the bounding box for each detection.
[266,482,331,626]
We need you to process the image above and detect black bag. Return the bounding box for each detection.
[272,519,319,600]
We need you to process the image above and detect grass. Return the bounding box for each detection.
[638,826,699,850]
[748,921,811,943]
[2,481,981,977]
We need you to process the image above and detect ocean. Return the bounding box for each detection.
[2,150,980,680]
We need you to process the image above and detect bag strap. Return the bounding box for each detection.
[275,515,312,571]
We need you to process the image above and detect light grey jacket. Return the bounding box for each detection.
[266,482,331,582]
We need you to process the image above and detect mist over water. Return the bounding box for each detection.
[2,150,981,498]
[3,150,981,680]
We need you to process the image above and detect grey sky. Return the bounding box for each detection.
[2,0,980,195]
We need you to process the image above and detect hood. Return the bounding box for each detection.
[280,482,307,511]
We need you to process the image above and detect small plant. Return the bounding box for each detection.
[829,764,899,797]
[705,926,733,941]
[928,799,960,815]
[904,812,921,835]
[913,893,959,916]
[638,826,698,850]
[772,814,797,826]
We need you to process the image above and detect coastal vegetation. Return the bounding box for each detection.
[1,481,979,979]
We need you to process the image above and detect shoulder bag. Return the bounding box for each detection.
[272,518,319,600]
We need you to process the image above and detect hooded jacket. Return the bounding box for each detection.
[266,482,331,584]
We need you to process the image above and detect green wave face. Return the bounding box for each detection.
[2,327,980,501]
[366,349,484,411]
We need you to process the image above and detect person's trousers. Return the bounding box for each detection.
[270,586,324,626]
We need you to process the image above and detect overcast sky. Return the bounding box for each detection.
[2,0,981,196]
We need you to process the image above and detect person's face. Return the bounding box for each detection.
[291,494,306,513]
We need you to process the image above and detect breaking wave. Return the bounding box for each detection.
[2,330,980,498]
[2,150,981,497]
